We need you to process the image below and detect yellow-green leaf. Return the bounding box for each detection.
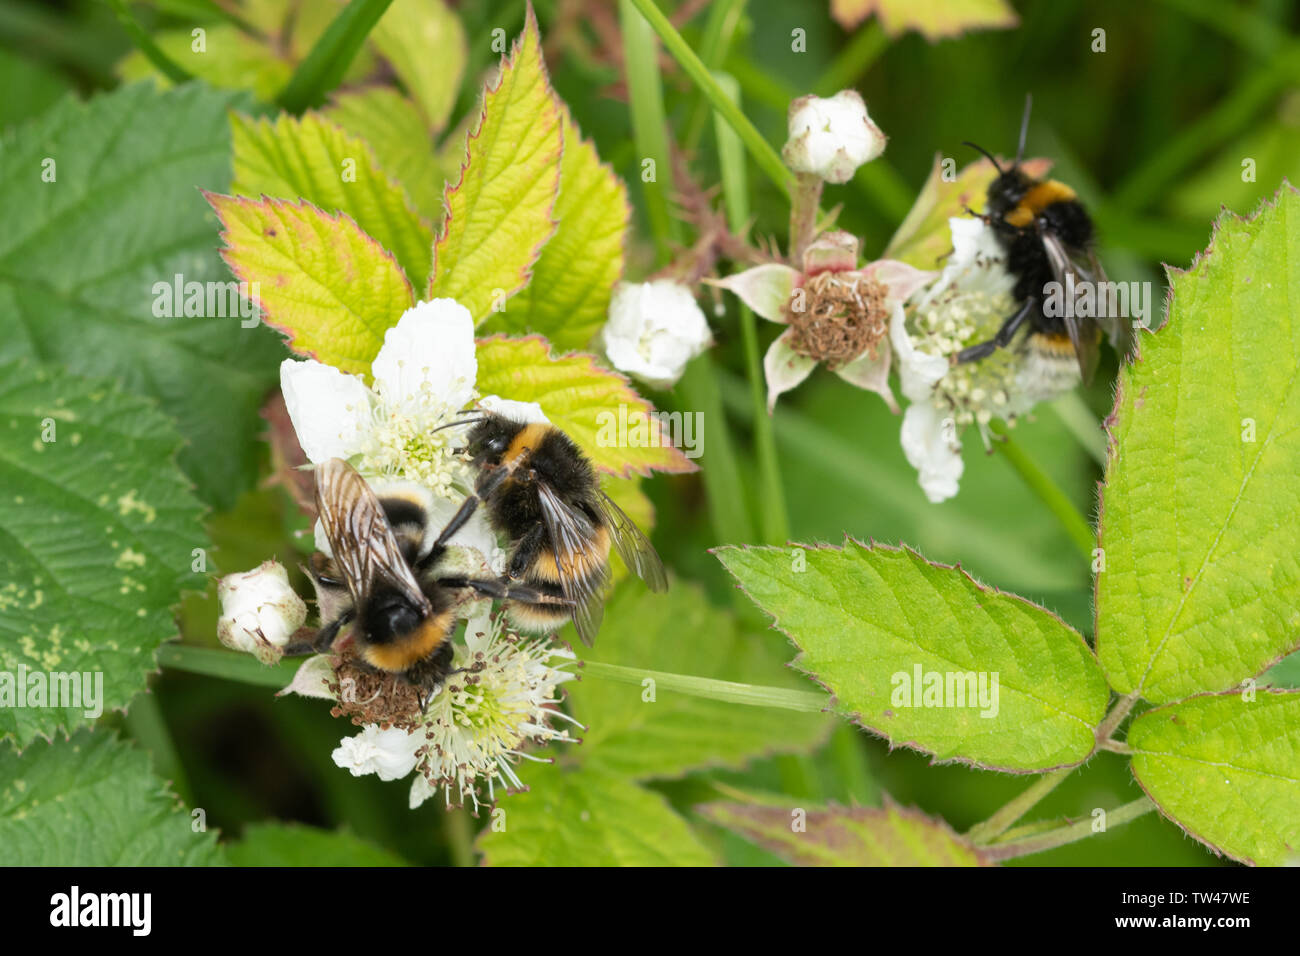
[1130,690,1300,866]
[370,0,466,133]
[1097,185,1300,702]
[475,335,696,477]
[231,112,434,287]
[325,87,445,223]
[831,0,1018,40]
[117,25,292,100]
[208,193,414,376]
[699,798,991,866]
[429,9,561,321]
[489,103,628,350]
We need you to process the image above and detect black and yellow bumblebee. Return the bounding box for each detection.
[435,412,667,646]
[957,95,1129,382]
[294,458,569,707]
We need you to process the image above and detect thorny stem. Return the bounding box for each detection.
[979,797,1156,862]
[788,172,823,265]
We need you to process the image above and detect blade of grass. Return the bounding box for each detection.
[625,0,794,198]
[106,0,194,84]
[277,0,395,113]
[682,0,748,150]
[714,70,788,546]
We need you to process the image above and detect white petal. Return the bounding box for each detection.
[707,264,798,322]
[478,395,550,424]
[280,359,373,463]
[862,258,937,308]
[372,298,477,416]
[216,561,306,664]
[834,342,898,413]
[332,725,422,781]
[890,305,950,402]
[900,402,964,503]
[278,654,336,700]
[409,774,435,810]
[763,330,817,413]
[603,280,713,389]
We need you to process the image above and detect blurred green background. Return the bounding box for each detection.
[4,0,1297,866]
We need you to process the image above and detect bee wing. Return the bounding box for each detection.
[1040,230,1101,384]
[535,481,608,647]
[314,458,431,615]
[593,492,667,593]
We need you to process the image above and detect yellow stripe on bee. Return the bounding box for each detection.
[504,423,554,468]
[1004,179,1078,228]
[529,525,611,583]
[362,612,452,672]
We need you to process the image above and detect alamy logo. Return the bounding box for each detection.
[50,886,151,936]
[152,273,261,327]
[0,666,103,718]
[890,665,999,718]
[1041,274,1151,329]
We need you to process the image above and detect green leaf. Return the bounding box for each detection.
[0,362,205,746]
[1097,185,1300,703]
[475,335,696,477]
[0,730,222,865]
[475,763,715,866]
[884,155,1052,271]
[830,0,1018,39]
[208,192,415,377]
[568,581,830,780]
[369,0,466,133]
[715,540,1110,771]
[324,87,446,223]
[230,111,434,286]
[1129,690,1300,866]
[0,82,283,507]
[117,24,293,100]
[487,103,628,350]
[698,798,990,866]
[226,823,409,866]
[429,9,561,322]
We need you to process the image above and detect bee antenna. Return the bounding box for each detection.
[962,141,1003,175]
[1016,93,1033,166]
[432,417,485,434]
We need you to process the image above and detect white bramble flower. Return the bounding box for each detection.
[892,216,1082,502]
[332,725,424,782]
[216,561,306,665]
[602,280,713,389]
[409,609,579,812]
[712,231,934,412]
[782,90,887,184]
[279,298,479,497]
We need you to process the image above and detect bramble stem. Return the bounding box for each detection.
[980,797,1155,862]
[989,419,1095,562]
[967,767,1074,845]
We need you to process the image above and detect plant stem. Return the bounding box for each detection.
[619,0,682,257]
[159,644,831,713]
[158,643,299,688]
[815,22,888,95]
[988,419,1094,562]
[980,796,1156,862]
[106,0,194,84]
[966,767,1074,844]
[443,808,475,867]
[676,357,757,545]
[682,0,748,150]
[625,0,795,198]
[1095,691,1140,746]
[714,71,789,546]
[579,661,829,712]
[277,0,395,113]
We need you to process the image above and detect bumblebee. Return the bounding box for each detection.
[436,413,667,646]
[957,95,1128,382]
[295,458,567,707]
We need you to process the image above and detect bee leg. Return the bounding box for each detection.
[282,610,353,656]
[955,297,1035,364]
[438,576,573,607]
[415,495,484,575]
[507,523,549,580]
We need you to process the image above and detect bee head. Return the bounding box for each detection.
[465,416,522,466]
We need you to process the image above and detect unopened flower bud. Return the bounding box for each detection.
[217,561,306,665]
[782,90,886,184]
